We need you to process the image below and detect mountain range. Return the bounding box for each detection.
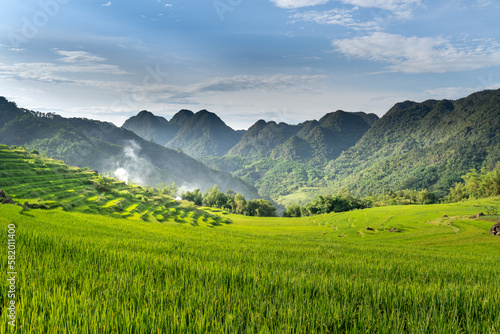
[1,88,499,206]
[122,109,244,157]
[123,108,378,165]
[122,89,500,204]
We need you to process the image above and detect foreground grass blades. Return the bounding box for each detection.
[1,197,499,333]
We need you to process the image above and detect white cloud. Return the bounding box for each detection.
[112,74,327,105]
[332,32,500,73]
[189,74,326,94]
[0,44,26,52]
[102,1,112,7]
[424,86,478,99]
[425,78,500,99]
[0,59,128,83]
[270,0,330,9]
[282,0,423,33]
[0,59,325,108]
[55,50,106,64]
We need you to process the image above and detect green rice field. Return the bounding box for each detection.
[1,146,500,333]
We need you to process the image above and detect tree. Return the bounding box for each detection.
[418,190,436,204]
[285,193,369,217]
[156,183,178,197]
[182,189,203,206]
[244,199,277,217]
[233,193,246,215]
[203,185,228,208]
[283,204,302,217]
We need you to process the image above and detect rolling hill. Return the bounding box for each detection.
[123,108,379,201]
[123,89,498,205]
[3,88,499,205]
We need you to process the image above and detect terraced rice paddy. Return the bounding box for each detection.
[0,146,230,227]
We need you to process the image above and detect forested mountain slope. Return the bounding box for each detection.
[0,97,261,199]
[325,89,500,197]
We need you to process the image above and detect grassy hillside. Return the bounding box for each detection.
[1,165,499,332]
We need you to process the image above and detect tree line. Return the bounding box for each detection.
[447,165,500,202]
[283,194,369,217]
[283,163,500,217]
[182,185,277,217]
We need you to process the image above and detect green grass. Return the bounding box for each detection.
[1,198,499,333]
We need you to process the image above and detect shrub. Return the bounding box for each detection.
[93,174,112,192]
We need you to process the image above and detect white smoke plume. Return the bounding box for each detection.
[114,167,130,184]
[109,140,203,194]
[113,140,151,186]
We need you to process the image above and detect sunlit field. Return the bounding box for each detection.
[1,196,499,333]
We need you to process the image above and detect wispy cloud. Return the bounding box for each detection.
[341,0,422,16]
[0,52,325,104]
[0,44,26,53]
[102,1,112,7]
[270,0,330,9]
[120,74,327,103]
[332,32,500,73]
[190,74,326,94]
[292,8,381,30]
[0,62,128,82]
[425,75,500,99]
[272,0,422,15]
[55,50,107,64]
[0,50,127,82]
[475,0,492,7]
[282,0,423,35]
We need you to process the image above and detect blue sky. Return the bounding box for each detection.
[1,0,499,129]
